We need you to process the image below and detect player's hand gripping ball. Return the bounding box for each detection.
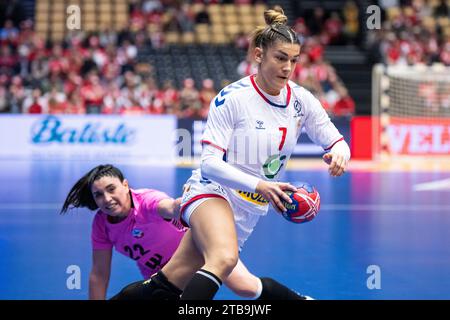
[282,182,320,224]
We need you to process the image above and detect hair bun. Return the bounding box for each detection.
[264,6,288,26]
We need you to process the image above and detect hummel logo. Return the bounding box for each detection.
[256,120,265,129]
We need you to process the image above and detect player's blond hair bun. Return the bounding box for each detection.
[264,6,288,26]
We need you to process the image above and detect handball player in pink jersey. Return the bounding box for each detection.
[61,164,310,300]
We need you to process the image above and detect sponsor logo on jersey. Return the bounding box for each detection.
[255,120,266,130]
[293,100,304,118]
[236,190,269,205]
[132,228,144,238]
[213,185,226,196]
[262,154,286,179]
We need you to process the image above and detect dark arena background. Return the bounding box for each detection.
[0,0,449,301]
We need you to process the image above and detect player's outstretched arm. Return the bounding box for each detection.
[89,249,112,300]
[157,197,182,220]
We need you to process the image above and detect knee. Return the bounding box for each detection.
[224,254,239,274]
[110,280,144,300]
[208,251,238,275]
[219,253,239,275]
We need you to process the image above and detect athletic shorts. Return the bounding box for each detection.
[180,169,267,249]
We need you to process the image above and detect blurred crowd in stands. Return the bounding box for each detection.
[367,0,450,66]
[0,0,448,118]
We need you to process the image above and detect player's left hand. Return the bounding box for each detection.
[323,139,350,177]
[323,152,348,177]
[173,197,182,219]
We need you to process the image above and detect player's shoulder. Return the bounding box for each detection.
[212,76,253,108]
[131,188,162,202]
[133,188,169,205]
[289,80,322,110]
[132,188,151,195]
[93,209,107,225]
[289,80,315,100]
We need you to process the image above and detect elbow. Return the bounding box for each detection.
[200,156,216,180]
[159,198,178,220]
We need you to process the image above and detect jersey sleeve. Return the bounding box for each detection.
[201,143,260,192]
[91,213,113,250]
[140,189,171,218]
[201,95,237,152]
[302,90,343,150]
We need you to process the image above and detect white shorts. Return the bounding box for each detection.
[180,169,264,249]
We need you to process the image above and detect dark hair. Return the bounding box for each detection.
[60,164,125,214]
[250,6,300,51]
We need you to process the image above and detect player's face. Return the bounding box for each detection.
[255,41,300,95]
[91,176,131,218]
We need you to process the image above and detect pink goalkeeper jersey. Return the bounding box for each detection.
[91,188,186,279]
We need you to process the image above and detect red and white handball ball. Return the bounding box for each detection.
[281,182,321,224]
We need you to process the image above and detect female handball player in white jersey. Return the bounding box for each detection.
[115,6,350,300]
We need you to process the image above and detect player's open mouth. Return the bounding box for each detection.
[278,76,288,80]
[106,203,117,210]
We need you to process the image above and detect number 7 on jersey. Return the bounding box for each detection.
[279,127,287,151]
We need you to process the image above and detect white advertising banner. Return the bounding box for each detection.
[0,115,176,161]
[386,118,450,155]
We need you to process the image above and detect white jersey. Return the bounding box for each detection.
[197,74,343,215]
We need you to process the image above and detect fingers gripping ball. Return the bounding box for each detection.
[282,182,320,224]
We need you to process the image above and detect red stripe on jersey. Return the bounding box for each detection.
[201,140,226,153]
[179,194,228,227]
[250,74,291,108]
[324,137,344,151]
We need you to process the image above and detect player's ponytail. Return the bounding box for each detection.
[250,5,299,51]
[60,164,125,214]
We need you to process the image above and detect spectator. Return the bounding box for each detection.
[0,0,25,27]
[0,74,10,113]
[45,86,67,114]
[198,78,216,119]
[64,89,86,114]
[23,88,45,114]
[323,12,344,45]
[102,82,121,114]
[342,1,359,45]
[178,4,195,33]
[235,32,249,50]
[194,4,210,24]
[81,72,105,114]
[306,7,325,36]
[0,20,19,43]
[440,38,450,66]
[293,17,309,45]
[9,75,26,113]
[433,0,449,18]
[179,78,201,118]
[161,80,179,115]
[331,85,355,117]
[0,45,18,78]
[237,52,257,77]
[142,0,162,14]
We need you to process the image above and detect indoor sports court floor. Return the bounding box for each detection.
[0,159,449,300]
